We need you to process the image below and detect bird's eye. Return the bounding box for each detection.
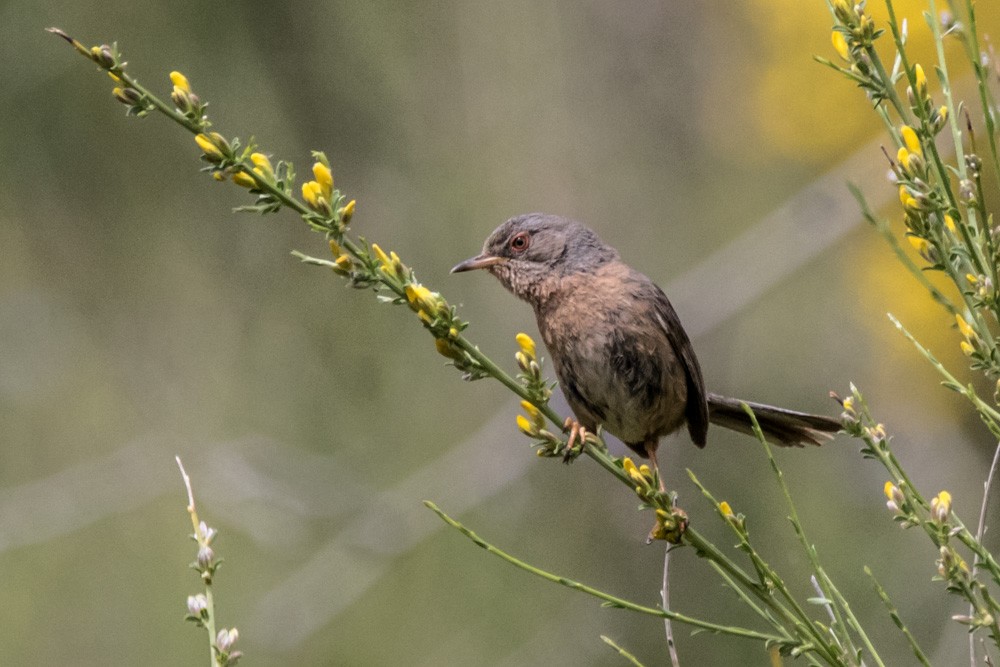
[509,232,530,253]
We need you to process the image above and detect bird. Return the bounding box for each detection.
[451,213,840,485]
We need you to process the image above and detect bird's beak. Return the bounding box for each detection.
[450,253,506,273]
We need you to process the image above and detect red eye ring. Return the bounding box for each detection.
[509,232,530,253]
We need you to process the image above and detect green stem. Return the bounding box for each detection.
[424,501,785,644]
[864,567,931,667]
[746,408,873,667]
[600,636,647,667]
[687,473,842,664]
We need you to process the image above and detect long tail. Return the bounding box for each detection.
[706,393,841,447]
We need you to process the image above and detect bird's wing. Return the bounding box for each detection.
[651,285,709,447]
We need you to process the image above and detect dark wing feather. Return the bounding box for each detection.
[650,284,709,447]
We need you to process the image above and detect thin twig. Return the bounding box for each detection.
[601,636,647,667]
[661,546,680,667]
[971,442,1000,667]
[424,501,784,643]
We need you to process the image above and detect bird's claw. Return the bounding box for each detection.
[562,417,587,463]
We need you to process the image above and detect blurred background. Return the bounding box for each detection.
[3,0,1000,664]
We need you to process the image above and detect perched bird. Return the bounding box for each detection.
[452,213,840,482]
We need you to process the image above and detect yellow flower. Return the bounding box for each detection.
[169,71,191,92]
[719,501,734,518]
[232,171,257,189]
[914,64,927,97]
[966,273,978,285]
[516,414,535,436]
[195,133,224,160]
[312,162,333,199]
[520,400,541,421]
[955,313,976,339]
[900,125,921,155]
[961,341,975,356]
[842,396,854,412]
[250,153,274,180]
[334,254,352,271]
[907,235,929,255]
[944,214,957,233]
[340,199,356,224]
[302,181,323,209]
[831,31,850,60]
[622,457,644,483]
[405,283,441,317]
[896,146,911,172]
[883,481,896,500]
[931,490,952,522]
[435,338,461,360]
[938,105,949,123]
[898,185,909,207]
[371,243,392,270]
[515,333,537,360]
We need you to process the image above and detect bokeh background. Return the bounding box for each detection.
[3,1,1000,664]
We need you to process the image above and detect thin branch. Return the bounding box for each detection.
[972,441,1000,667]
[661,546,680,667]
[424,501,785,643]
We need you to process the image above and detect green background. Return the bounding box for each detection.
[2,1,998,664]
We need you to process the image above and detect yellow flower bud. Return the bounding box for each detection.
[212,172,226,181]
[405,283,440,316]
[898,185,909,207]
[719,501,734,518]
[435,338,462,360]
[232,171,257,189]
[944,214,957,232]
[938,105,949,123]
[341,199,356,224]
[302,181,323,209]
[914,64,927,97]
[328,238,342,257]
[966,273,978,285]
[883,481,896,500]
[831,31,850,60]
[900,125,921,155]
[956,313,976,339]
[371,243,391,268]
[516,414,535,436]
[250,153,274,179]
[897,146,911,172]
[107,72,122,84]
[169,71,191,92]
[334,254,352,270]
[520,400,541,421]
[312,162,333,198]
[515,333,537,360]
[195,133,224,160]
[622,457,644,483]
[961,340,975,356]
[907,235,929,255]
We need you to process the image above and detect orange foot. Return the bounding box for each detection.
[562,417,588,463]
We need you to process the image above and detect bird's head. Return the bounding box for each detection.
[451,213,618,303]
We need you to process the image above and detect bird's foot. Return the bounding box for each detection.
[561,417,588,463]
[646,506,689,545]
